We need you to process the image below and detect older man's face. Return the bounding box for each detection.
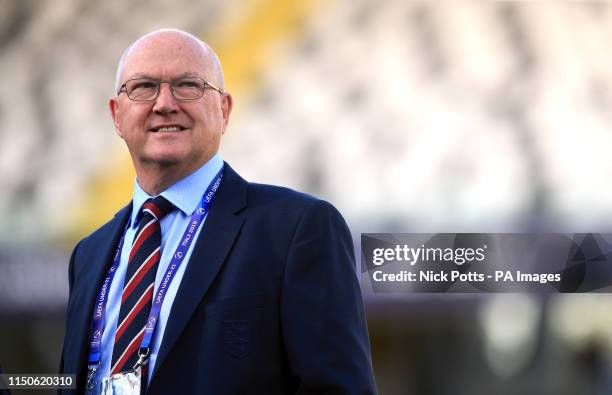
[110,35,231,176]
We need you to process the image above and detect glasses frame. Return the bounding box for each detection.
[117,77,224,101]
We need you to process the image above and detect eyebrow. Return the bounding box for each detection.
[126,72,201,80]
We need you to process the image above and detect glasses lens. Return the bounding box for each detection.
[126,79,159,101]
[172,78,204,100]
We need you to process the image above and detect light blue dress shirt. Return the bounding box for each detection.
[89,154,223,393]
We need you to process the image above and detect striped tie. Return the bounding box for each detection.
[111,196,174,375]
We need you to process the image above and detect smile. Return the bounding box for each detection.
[150,125,187,132]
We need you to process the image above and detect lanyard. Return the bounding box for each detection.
[87,167,224,375]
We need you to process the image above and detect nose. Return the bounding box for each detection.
[152,82,179,115]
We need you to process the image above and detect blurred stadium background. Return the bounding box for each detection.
[3,0,612,393]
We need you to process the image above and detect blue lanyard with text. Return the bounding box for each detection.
[86,167,223,385]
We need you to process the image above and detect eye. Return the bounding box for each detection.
[175,79,201,89]
[131,80,158,90]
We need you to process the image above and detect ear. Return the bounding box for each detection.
[109,97,123,138]
[220,93,233,135]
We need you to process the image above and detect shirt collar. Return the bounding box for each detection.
[130,153,223,228]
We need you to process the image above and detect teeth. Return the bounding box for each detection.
[155,126,182,132]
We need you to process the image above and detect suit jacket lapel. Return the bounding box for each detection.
[152,164,247,378]
[66,204,131,380]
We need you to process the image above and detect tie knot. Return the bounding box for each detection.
[140,196,174,222]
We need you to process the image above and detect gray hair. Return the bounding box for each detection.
[113,28,225,94]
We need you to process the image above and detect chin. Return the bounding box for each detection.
[141,150,187,167]
[154,157,184,167]
[139,144,210,171]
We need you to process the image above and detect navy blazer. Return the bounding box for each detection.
[60,164,377,394]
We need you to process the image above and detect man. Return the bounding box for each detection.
[60,29,377,395]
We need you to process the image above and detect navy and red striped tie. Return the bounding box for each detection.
[111,196,174,375]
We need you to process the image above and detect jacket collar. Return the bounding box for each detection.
[150,162,247,380]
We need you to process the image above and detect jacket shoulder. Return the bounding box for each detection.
[247,182,318,206]
[224,163,340,217]
[244,182,347,227]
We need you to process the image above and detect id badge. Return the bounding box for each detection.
[100,366,141,395]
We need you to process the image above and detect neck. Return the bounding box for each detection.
[135,160,200,196]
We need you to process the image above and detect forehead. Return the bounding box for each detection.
[121,34,210,80]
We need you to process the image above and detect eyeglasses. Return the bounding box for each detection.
[117,77,224,101]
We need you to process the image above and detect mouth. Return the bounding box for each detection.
[149,125,188,133]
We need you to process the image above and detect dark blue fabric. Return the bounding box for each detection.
[60,163,378,395]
